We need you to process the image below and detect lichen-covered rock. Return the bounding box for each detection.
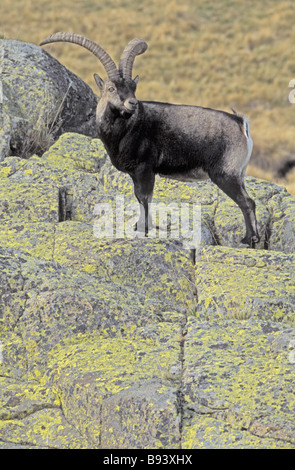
[49,331,182,448]
[0,247,185,447]
[0,246,187,374]
[0,367,89,448]
[268,190,295,254]
[182,318,295,448]
[99,380,180,449]
[195,246,295,322]
[0,131,295,448]
[0,40,98,160]
[53,226,196,313]
[0,133,107,226]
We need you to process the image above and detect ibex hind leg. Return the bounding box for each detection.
[209,171,260,247]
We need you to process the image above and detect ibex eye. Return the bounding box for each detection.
[108,86,115,93]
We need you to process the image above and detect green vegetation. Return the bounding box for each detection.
[1,0,295,192]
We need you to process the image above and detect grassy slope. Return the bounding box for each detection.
[1,0,295,193]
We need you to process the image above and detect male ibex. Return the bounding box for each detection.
[40,33,259,246]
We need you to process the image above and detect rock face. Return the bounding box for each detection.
[0,40,98,161]
[0,131,294,449]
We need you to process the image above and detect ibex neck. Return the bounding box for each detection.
[96,102,143,168]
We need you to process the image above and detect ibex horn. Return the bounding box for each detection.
[40,32,120,81]
[119,38,148,80]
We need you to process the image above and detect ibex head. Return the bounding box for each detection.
[40,33,148,118]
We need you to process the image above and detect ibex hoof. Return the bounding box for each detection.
[240,234,260,248]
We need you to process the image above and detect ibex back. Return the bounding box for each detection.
[40,33,259,247]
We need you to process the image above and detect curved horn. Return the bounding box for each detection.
[40,32,119,81]
[119,38,148,79]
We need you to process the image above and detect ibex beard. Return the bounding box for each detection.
[40,33,259,247]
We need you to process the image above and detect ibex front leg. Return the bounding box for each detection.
[131,163,155,236]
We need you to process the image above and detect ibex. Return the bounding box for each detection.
[40,33,259,247]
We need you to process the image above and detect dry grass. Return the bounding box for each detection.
[1,0,295,192]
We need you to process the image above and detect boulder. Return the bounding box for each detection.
[0,40,98,161]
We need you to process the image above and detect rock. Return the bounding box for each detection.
[182,318,295,448]
[268,190,295,253]
[0,40,98,161]
[99,380,180,449]
[0,376,90,448]
[194,246,295,322]
[0,247,185,447]
[0,131,295,448]
[52,337,182,448]
[0,245,188,373]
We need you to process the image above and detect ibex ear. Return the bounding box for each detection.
[133,75,139,86]
[94,73,104,90]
